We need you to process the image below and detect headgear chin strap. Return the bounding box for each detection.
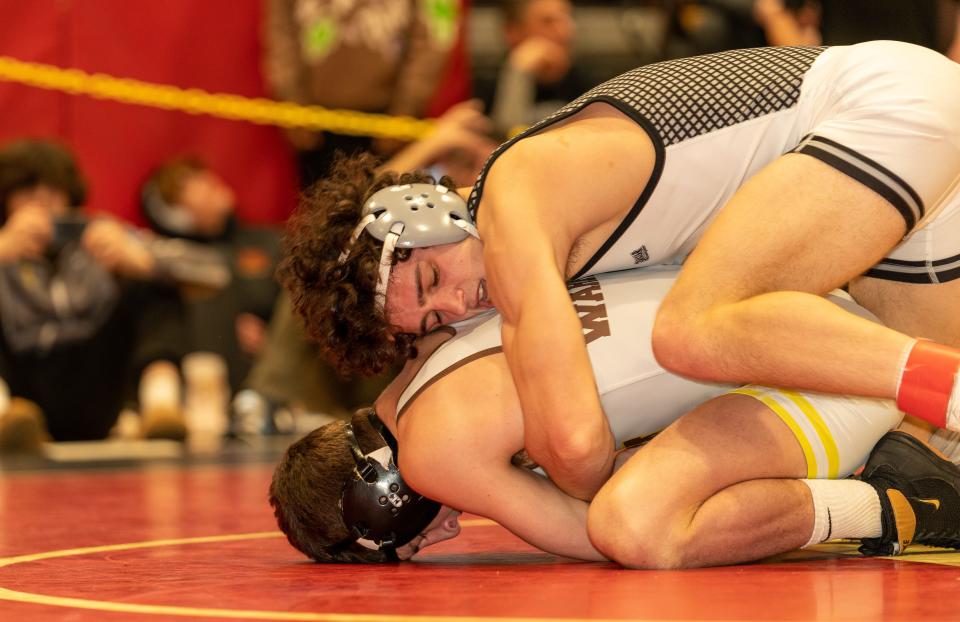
[337,183,479,309]
[339,410,441,556]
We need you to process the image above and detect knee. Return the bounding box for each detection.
[588,482,688,570]
[651,304,712,380]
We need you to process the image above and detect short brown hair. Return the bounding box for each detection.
[278,152,454,376]
[269,409,393,563]
[146,156,206,206]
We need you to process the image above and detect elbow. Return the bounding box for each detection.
[530,428,614,498]
[536,427,613,472]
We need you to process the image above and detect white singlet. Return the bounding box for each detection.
[397,268,904,478]
[468,41,960,284]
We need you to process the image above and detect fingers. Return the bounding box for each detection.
[437,99,491,135]
[82,218,153,276]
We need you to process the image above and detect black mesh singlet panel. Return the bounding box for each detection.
[467,46,826,218]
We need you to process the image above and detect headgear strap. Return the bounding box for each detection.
[338,409,441,555]
[337,183,479,310]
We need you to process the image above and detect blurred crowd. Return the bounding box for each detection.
[1,0,958,455]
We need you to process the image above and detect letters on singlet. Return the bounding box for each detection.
[568,276,610,345]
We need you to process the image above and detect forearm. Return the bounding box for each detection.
[756,5,811,46]
[378,132,444,173]
[436,462,606,561]
[496,469,606,561]
[490,65,536,137]
[503,300,614,500]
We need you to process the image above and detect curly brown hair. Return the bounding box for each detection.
[0,139,87,223]
[278,152,455,376]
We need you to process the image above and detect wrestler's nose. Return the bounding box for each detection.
[435,287,467,318]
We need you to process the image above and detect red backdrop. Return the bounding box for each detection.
[0,0,299,225]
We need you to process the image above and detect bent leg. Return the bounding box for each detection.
[588,388,902,568]
[654,154,912,398]
[589,394,809,568]
[849,276,960,349]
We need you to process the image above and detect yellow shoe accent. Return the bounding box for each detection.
[886,489,917,554]
[916,498,942,510]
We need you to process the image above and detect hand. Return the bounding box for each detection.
[236,312,268,356]
[752,0,787,26]
[0,204,53,262]
[434,99,492,137]
[424,100,497,184]
[509,37,571,84]
[381,100,497,183]
[82,218,156,278]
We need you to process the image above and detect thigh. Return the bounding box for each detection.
[850,277,960,347]
[603,393,805,527]
[670,154,906,309]
[604,385,904,523]
[850,198,960,344]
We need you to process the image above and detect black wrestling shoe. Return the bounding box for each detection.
[859,431,960,556]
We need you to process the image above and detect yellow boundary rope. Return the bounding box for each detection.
[0,56,435,141]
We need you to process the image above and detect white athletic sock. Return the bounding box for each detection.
[800,479,882,547]
[947,367,960,432]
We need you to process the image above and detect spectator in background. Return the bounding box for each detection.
[0,140,187,451]
[142,158,283,398]
[475,0,589,139]
[263,0,460,186]
[754,0,958,55]
[660,1,768,59]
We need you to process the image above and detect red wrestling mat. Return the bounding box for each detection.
[1,464,958,622]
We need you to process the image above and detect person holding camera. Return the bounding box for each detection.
[0,139,188,452]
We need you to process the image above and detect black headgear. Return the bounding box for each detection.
[339,410,441,558]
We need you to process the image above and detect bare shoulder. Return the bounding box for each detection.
[375,328,456,427]
[480,101,656,252]
[396,354,524,498]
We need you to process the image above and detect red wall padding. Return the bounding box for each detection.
[0,0,299,225]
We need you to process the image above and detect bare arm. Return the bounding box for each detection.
[377,100,495,176]
[752,0,821,46]
[397,356,605,560]
[478,137,625,500]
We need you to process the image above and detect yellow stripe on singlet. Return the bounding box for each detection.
[780,389,840,479]
[730,387,818,478]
